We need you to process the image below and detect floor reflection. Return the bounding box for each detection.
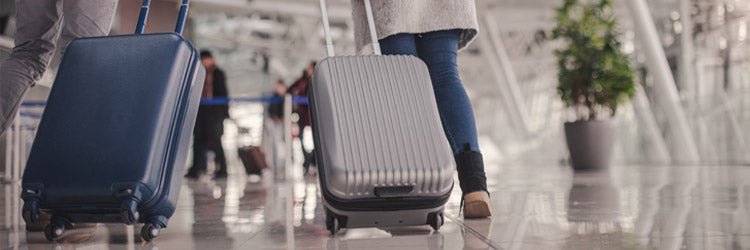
[190,180,234,249]
[325,228,445,250]
[1,162,749,249]
[567,170,622,232]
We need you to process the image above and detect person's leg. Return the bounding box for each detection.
[378,33,417,56]
[187,115,209,178]
[415,30,479,153]
[415,29,490,218]
[211,146,228,177]
[299,122,310,171]
[210,119,228,178]
[60,0,118,55]
[0,0,62,135]
[301,124,318,171]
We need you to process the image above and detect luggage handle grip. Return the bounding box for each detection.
[135,0,191,35]
[319,0,380,57]
[373,186,414,198]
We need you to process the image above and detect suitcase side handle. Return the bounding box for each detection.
[373,186,415,198]
[318,0,381,57]
[135,0,192,35]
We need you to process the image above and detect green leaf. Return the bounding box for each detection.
[552,0,635,120]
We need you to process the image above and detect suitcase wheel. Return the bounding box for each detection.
[428,212,444,231]
[141,223,162,242]
[44,217,71,241]
[120,199,140,225]
[44,223,64,241]
[325,208,348,235]
[325,208,342,235]
[326,215,341,235]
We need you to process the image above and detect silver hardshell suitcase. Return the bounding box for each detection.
[310,0,455,234]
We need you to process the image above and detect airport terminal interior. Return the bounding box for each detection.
[1,0,749,249]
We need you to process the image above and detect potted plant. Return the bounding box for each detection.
[552,0,636,170]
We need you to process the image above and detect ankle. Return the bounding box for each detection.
[455,144,488,196]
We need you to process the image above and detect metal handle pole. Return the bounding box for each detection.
[135,0,151,34]
[175,0,191,35]
[363,0,381,55]
[319,0,335,57]
[282,94,292,180]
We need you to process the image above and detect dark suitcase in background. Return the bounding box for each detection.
[20,0,203,242]
[238,146,268,175]
[310,0,455,234]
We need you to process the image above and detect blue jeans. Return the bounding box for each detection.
[0,0,118,135]
[379,30,479,154]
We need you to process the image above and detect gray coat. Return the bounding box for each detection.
[351,0,479,53]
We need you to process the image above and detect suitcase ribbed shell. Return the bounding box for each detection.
[311,55,455,200]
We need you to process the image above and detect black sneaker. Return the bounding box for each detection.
[213,172,228,179]
[184,170,201,179]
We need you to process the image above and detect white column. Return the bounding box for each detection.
[478,13,531,135]
[19,127,25,180]
[626,0,700,163]
[633,166,669,244]
[13,111,20,181]
[679,0,695,100]
[282,94,292,180]
[3,180,9,229]
[659,166,699,250]
[3,125,11,182]
[632,86,671,164]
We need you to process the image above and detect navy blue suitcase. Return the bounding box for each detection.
[20,0,203,242]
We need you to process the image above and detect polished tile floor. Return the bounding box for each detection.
[2,156,749,249]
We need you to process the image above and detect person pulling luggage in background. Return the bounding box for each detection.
[351,0,492,218]
[185,50,231,179]
[287,61,316,173]
[0,0,118,136]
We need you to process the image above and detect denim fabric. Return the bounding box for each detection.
[379,29,480,154]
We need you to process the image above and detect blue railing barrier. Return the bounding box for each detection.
[20,111,43,119]
[198,96,308,105]
[19,101,47,107]
[18,95,309,118]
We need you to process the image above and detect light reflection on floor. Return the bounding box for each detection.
[1,105,749,249]
[3,157,750,250]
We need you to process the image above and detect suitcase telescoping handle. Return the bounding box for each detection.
[319,0,381,57]
[135,0,192,35]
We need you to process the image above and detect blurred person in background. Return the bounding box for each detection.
[287,61,316,173]
[186,50,231,179]
[268,79,286,123]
